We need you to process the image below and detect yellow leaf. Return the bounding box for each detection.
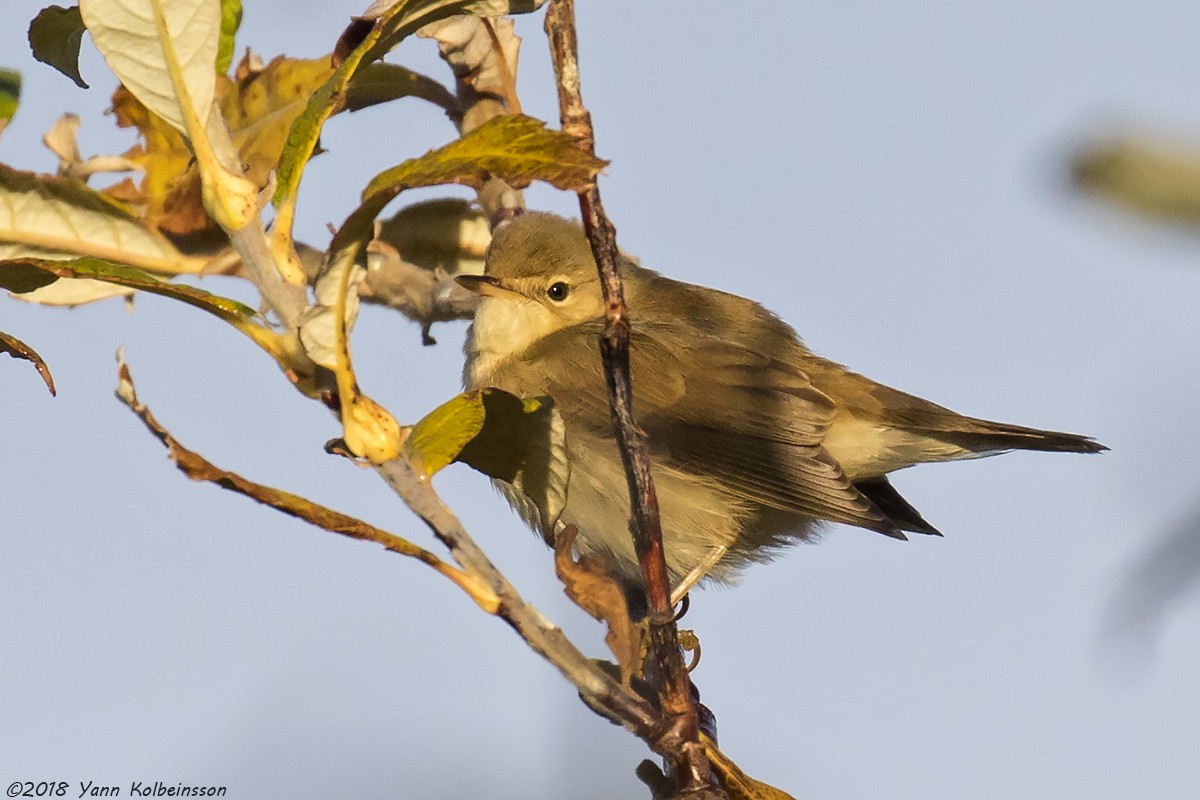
[403,390,489,477]
[704,738,798,800]
[112,53,337,239]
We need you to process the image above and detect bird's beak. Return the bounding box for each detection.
[455,274,516,298]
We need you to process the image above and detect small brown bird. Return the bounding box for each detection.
[458,212,1104,591]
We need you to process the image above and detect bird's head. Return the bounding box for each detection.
[456,212,605,340]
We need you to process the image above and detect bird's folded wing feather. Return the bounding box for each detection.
[516,321,899,535]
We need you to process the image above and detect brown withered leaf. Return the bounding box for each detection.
[419,15,521,132]
[554,525,645,686]
[0,330,56,396]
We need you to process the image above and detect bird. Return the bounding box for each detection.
[457,211,1105,592]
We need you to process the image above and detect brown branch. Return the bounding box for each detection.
[113,354,499,611]
[373,456,668,739]
[115,353,668,742]
[544,1,718,795]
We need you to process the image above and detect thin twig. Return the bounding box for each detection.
[113,355,497,611]
[115,353,665,739]
[544,1,717,794]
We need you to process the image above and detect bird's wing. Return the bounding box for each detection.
[517,321,900,536]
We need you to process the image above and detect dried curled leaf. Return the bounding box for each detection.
[0,330,56,396]
[554,525,646,687]
[44,113,140,181]
[299,254,365,371]
[419,15,521,132]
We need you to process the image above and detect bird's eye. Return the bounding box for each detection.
[547,282,570,302]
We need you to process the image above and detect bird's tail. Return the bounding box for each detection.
[919,416,1108,456]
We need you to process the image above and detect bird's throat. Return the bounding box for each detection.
[464,295,560,389]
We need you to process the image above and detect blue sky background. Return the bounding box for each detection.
[3,2,1200,798]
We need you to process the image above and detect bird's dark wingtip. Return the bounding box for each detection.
[856,476,943,538]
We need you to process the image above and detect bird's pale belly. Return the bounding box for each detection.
[536,433,811,584]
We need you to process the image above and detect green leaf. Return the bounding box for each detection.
[0,69,20,128]
[0,164,205,282]
[328,114,606,263]
[0,329,56,396]
[217,0,242,74]
[27,5,89,89]
[274,0,543,219]
[1,257,256,317]
[0,257,285,360]
[344,62,458,116]
[405,388,568,534]
[363,114,606,199]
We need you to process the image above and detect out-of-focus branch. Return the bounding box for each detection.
[357,199,488,344]
[361,15,533,346]
[544,1,718,795]
[1071,135,1200,226]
